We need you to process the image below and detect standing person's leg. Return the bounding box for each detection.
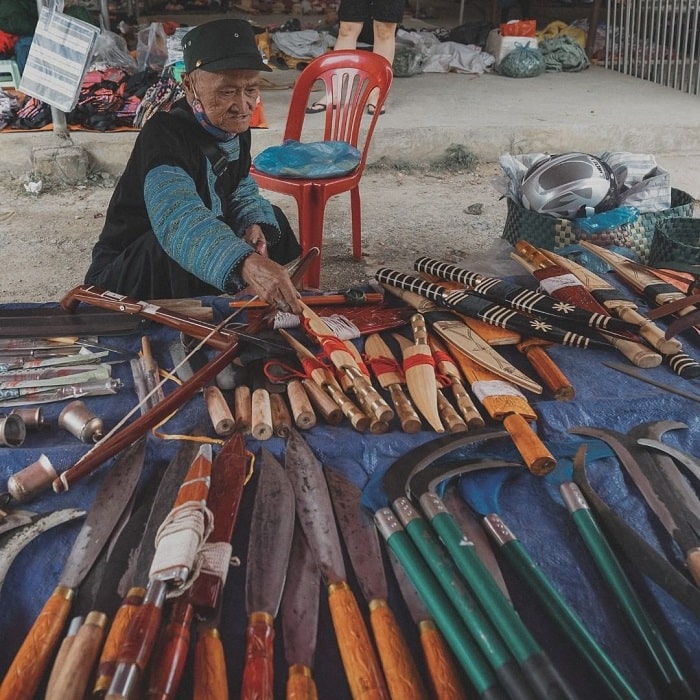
[368,20,397,114]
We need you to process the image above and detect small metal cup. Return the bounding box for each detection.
[10,407,44,430]
[0,413,27,447]
[7,454,57,503]
[58,400,104,443]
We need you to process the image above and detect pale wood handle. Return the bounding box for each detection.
[324,381,371,432]
[502,412,556,475]
[287,379,316,429]
[301,378,343,425]
[234,385,252,435]
[370,600,428,700]
[204,385,235,435]
[251,388,273,441]
[449,382,485,428]
[603,334,662,368]
[387,384,422,433]
[0,586,73,700]
[46,611,107,700]
[45,617,79,699]
[616,306,682,355]
[436,391,468,433]
[328,582,389,700]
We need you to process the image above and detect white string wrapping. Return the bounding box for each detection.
[273,312,360,339]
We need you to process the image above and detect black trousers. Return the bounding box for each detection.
[85,205,301,300]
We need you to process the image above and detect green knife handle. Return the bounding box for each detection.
[193,626,228,700]
[483,514,640,700]
[0,584,74,700]
[241,611,275,700]
[94,586,146,696]
[374,508,505,700]
[147,598,194,700]
[107,579,168,699]
[562,483,693,699]
[46,611,108,700]
[401,511,534,700]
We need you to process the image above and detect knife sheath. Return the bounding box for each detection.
[286,378,316,430]
[515,338,575,401]
[446,343,556,475]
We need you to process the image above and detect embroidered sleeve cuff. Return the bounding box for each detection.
[224,249,256,293]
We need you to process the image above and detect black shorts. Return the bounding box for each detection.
[338,0,404,25]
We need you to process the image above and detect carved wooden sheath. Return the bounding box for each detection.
[375,268,610,350]
[415,256,639,335]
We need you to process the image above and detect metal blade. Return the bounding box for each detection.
[60,437,146,589]
[325,467,387,602]
[0,509,36,535]
[117,437,202,596]
[281,522,321,669]
[245,448,295,616]
[636,438,700,483]
[284,429,346,585]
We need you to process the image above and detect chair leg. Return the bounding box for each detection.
[297,190,326,289]
[350,186,362,261]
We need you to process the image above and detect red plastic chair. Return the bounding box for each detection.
[251,50,394,288]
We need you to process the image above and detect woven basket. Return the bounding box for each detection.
[649,217,700,267]
[502,188,695,263]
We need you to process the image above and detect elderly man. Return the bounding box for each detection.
[84,19,302,312]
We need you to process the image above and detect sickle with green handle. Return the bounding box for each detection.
[403,455,578,700]
[379,428,577,700]
[458,466,641,700]
[569,444,695,700]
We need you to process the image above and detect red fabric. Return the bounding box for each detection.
[0,30,18,56]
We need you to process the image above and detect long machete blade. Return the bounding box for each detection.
[0,437,146,700]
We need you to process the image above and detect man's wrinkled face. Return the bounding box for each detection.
[183,69,260,134]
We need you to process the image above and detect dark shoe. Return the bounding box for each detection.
[306,101,327,114]
[367,104,386,116]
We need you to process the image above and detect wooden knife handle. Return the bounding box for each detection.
[203,385,235,436]
[0,585,74,700]
[302,378,343,425]
[327,581,389,700]
[436,391,468,433]
[193,627,228,700]
[251,387,274,441]
[324,380,370,432]
[146,598,194,700]
[287,379,316,430]
[270,392,293,438]
[687,549,700,588]
[616,306,682,355]
[387,384,422,433]
[45,615,81,698]
[603,334,662,368]
[369,599,428,700]
[418,619,468,700]
[46,611,107,700]
[234,385,252,435]
[517,343,575,401]
[94,587,146,696]
[410,313,429,346]
[240,611,275,700]
[502,412,556,475]
[287,665,319,700]
[449,382,485,428]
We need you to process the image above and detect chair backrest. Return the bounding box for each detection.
[283,50,393,167]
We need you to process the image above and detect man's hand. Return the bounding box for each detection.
[240,253,302,314]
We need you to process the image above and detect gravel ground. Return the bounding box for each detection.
[0,157,520,303]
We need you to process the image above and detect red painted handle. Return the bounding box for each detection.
[240,612,275,700]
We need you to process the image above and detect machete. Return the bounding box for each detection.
[325,467,429,700]
[284,429,390,700]
[0,437,146,700]
[281,521,322,700]
[241,448,296,700]
[636,436,700,483]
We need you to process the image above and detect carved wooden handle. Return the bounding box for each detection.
[93,587,146,696]
[449,382,485,428]
[146,599,194,700]
[193,627,228,700]
[327,581,389,700]
[616,306,682,355]
[387,384,421,434]
[240,612,275,700]
[603,333,662,369]
[0,585,74,700]
[323,379,370,432]
[369,600,428,700]
[46,611,107,700]
[436,391,468,433]
[301,378,343,425]
[287,665,319,700]
[502,412,556,475]
[203,386,235,436]
[418,619,468,700]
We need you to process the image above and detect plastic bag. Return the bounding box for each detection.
[393,42,423,77]
[500,19,536,37]
[573,206,640,234]
[498,43,545,78]
[253,140,361,178]
[90,29,138,74]
[137,22,168,73]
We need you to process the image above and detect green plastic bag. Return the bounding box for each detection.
[499,43,545,78]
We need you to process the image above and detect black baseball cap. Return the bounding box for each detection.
[182,19,272,73]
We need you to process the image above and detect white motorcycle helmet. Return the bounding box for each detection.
[520,152,619,219]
